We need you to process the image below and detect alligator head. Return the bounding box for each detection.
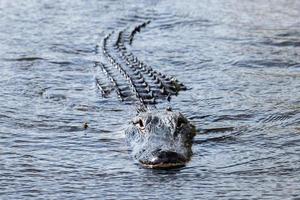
[125,107,196,169]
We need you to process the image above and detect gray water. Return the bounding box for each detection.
[1,0,300,199]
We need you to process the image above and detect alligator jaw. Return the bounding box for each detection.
[139,151,188,169]
[140,161,186,169]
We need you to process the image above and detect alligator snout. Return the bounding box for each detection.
[140,150,187,169]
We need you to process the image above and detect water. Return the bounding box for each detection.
[1,0,300,199]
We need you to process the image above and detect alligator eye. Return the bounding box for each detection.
[177,117,186,128]
[138,119,144,128]
[133,118,145,131]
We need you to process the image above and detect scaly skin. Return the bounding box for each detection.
[125,108,196,169]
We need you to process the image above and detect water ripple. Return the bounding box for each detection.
[1,0,300,199]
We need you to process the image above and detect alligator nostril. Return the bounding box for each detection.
[152,151,185,164]
[160,151,179,159]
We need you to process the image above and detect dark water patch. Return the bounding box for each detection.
[54,125,84,132]
[259,110,299,123]
[195,126,246,145]
[3,56,46,62]
[49,61,74,66]
[276,30,300,37]
[279,137,300,148]
[50,44,95,55]
[118,14,152,24]
[74,104,91,112]
[222,162,300,176]
[156,18,217,30]
[0,114,11,120]
[189,114,211,120]
[18,167,45,174]
[217,156,277,170]
[261,39,300,47]
[232,59,300,68]
[199,127,236,134]
[20,154,37,159]
[212,114,254,122]
[43,92,67,101]
[194,134,238,144]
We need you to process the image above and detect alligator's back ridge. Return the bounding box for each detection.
[95,21,186,106]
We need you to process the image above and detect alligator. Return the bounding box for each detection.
[95,21,196,169]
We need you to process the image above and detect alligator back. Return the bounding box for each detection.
[95,21,186,106]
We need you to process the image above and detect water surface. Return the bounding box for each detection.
[1,0,300,199]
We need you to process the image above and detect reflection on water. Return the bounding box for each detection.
[0,0,300,199]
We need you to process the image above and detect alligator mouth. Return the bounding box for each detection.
[139,151,187,169]
[140,161,186,169]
